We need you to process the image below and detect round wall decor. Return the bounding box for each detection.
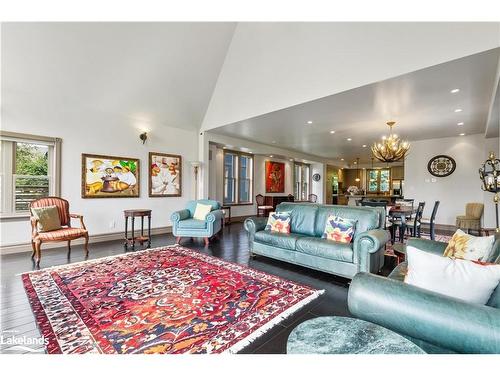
[312,173,321,182]
[427,155,456,177]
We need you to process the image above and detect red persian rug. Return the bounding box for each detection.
[22,245,323,354]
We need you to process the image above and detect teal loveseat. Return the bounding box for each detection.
[171,199,224,246]
[348,237,500,354]
[244,203,389,279]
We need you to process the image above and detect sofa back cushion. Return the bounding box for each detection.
[315,205,381,237]
[276,203,318,236]
[186,199,220,217]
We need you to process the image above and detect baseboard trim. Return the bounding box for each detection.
[0,226,172,255]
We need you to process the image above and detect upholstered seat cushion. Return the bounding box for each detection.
[456,215,482,230]
[177,219,207,229]
[254,230,305,250]
[296,237,353,262]
[36,227,87,241]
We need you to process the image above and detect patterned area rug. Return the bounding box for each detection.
[384,233,452,257]
[22,245,323,354]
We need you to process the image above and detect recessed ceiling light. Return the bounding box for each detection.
[269,155,274,158]
[347,138,352,141]
[330,130,335,134]
[450,88,460,94]
[340,158,344,161]
[307,121,313,124]
[289,159,294,162]
[271,140,276,144]
[362,144,367,148]
[457,122,464,126]
[222,146,226,149]
[454,108,463,113]
[249,151,253,154]
[459,133,465,136]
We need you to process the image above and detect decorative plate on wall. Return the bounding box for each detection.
[427,155,456,177]
[312,173,321,182]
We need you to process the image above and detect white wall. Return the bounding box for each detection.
[0,91,199,247]
[202,23,500,130]
[404,134,499,227]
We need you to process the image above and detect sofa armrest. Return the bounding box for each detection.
[244,217,268,236]
[206,209,223,223]
[353,229,389,271]
[171,209,190,223]
[348,272,500,354]
[407,238,447,256]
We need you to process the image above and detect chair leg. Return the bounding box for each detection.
[67,240,71,252]
[430,223,435,241]
[204,237,209,246]
[34,240,42,266]
[83,234,89,255]
[31,241,36,259]
[176,236,181,244]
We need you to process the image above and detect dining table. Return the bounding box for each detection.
[387,205,416,243]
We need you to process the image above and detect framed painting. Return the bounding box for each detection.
[149,152,182,197]
[265,161,285,193]
[81,154,140,198]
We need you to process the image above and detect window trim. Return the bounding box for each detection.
[0,131,61,219]
[222,150,254,206]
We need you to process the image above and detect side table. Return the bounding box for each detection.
[221,205,232,226]
[124,209,152,250]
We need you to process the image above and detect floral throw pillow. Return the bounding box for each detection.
[443,229,495,261]
[265,212,291,234]
[322,215,356,243]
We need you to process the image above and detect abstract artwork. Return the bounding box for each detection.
[149,152,182,197]
[265,161,285,193]
[81,154,139,198]
[22,245,323,354]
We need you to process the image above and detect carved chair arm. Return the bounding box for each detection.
[30,217,39,238]
[70,213,87,230]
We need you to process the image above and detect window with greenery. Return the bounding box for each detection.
[0,133,61,216]
[294,162,310,201]
[366,168,391,194]
[223,151,253,205]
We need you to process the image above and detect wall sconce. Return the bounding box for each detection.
[139,132,148,144]
[191,161,202,199]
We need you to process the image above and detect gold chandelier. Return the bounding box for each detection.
[371,121,410,163]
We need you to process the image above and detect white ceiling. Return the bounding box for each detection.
[1,22,236,130]
[210,48,500,164]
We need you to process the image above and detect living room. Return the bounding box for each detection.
[1,2,500,373]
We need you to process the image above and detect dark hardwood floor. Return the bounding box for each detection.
[0,221,398,354]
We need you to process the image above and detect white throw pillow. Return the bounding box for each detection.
[443,229,495,261]
[405,246,500,305]
[193,203,212,220]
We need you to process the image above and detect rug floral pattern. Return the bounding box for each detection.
[22,246,322,354]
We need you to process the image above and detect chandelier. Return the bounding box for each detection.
[371,121,410,163]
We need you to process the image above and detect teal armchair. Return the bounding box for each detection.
[171,199,223,246]
[348,237,500,354]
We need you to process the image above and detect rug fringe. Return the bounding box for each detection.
[17,244,181,276]
[224,289,325,354]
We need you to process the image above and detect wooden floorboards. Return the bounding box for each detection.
[0,222,397,354]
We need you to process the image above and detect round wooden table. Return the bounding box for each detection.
[124,209,152,250]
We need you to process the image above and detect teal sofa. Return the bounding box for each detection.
[348,237,500,354]
[244,203,389,279]
[171,199,224,246]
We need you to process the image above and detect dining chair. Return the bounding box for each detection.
[391,202,425,242]
[456,203,484,235]
[256,194,273,217]
[421,201,440,241]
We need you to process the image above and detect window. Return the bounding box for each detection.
[366,168,391,194]
[0,132,61,216]
[294,162,310,201]
[223,151,253,205]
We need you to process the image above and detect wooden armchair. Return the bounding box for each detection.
[30,197,89,266]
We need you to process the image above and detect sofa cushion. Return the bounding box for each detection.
[315,206,380,237]
[254,230,304,251]
[296,237,353,262]
[265,211,291,233]
[177,218,207,229]
[31,206,62,232]
[276,203,318,236]
[322,215,356,243]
